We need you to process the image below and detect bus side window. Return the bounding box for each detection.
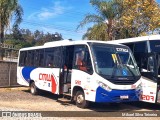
[31,51,35,66]
[39,49,45,67]
[34,50,39,67]
[73,45,93,74]
[19,51,27,66]
[34,49,44,67]
[84,50,93,73]
[26,50,35,66]
[133,41,147,71]
[53,47,61,68]
[45,48,54,67]
[134,42,147,53]
[124,43,134,52]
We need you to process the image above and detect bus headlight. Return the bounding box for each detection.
[98,81,112,92]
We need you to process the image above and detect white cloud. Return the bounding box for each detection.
[38,11,54,19]
[41,27,67,34]
[28,1,70,20]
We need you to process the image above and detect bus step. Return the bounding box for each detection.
[63,93,71,97]
[57,97,71,103]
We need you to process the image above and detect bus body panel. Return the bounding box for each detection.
[17,67,30,86]
[17,40,142,105]
[95,88,139,102]
[17,67,60,94]
[71,70,98,102]
[94,76,141,103]
[140,77,157,103]
[71,69,141,102]
[107,35,160,104]
[30,68,60,94]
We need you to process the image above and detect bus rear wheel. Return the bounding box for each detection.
[75,91,89,108]
[30,82,38,95]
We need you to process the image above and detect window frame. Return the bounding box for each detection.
[73,45,93,75]
[19,51,27,66]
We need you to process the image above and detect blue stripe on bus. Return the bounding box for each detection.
[95,87,139,103]
[22,67,36,82]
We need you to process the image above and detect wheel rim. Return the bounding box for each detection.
[77,94,84,104]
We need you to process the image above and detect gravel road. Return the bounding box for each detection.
[0,87,160,120]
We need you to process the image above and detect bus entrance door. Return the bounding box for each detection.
[139,53,158,103]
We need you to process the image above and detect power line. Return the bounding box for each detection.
[22,20,85,34]
[21,22,85,37]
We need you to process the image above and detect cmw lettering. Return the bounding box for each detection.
[39,73,52,81]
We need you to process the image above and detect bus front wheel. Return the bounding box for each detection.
[30,82,38,95]
[75,91,89,108]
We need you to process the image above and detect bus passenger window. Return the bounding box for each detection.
[19,51,27,66]
[74,46,93,74]
[133,42,147,71]
[38,49,45,67]
[44,47,61,68]
[45,48,54,67]
[53,47,61,68]
[76,51,87,71]
[134,42,147,53]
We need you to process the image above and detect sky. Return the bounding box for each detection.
[18,0,95,40]
[18,0,160,40]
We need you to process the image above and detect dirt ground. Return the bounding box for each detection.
[0,87,160,120]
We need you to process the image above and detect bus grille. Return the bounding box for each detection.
[111,79,138,85]
[101,75,140,85]
[107,77,139,85]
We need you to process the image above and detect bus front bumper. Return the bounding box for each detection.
[95,87,139,103]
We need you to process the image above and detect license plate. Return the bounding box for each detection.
[120,95,129,99]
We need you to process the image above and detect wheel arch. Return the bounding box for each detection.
[72,86,84,97]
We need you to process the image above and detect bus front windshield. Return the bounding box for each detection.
[91,43,140,79]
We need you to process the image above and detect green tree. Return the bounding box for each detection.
[119,0,160,37]
[81,0,160,40]
[0,0,23,43]
[77,0,123,40]
[83,23,108,40]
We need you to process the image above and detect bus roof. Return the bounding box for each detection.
[107,35,160,44]
[19,39,125,51]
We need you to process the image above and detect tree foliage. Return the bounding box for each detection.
[119,0,160,37]
[4,28,63,49]
[83,23,108,40]
[79,0,160,40]
[78,0,123,40]
[0,0,23,43]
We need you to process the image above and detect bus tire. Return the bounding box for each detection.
[75,91,89,108]
[30,82,38,95]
